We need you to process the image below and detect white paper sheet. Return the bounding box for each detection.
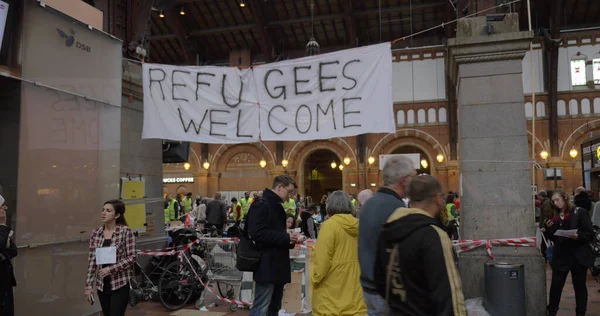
[95,246,117,265]
[553,229,578,237]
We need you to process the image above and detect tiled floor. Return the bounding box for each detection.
[125,265,600,316]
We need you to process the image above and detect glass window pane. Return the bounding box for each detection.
[571,59,587,86]
[594,58,600,85]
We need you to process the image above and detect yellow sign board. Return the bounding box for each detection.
[122,179,146,232]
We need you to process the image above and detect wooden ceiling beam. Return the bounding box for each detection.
[163,11,194,64]
[248,0,276,62]
[343,0,356,46]
[149,1,445,40]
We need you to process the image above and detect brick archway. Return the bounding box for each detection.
[372,128,447,163]
[215,144,268,172]
[287,138,356,170]
[561,119,600,160]
[288,140,349,197]
[211,142,275,172]
[380,137,438,175]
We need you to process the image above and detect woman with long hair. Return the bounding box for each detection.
[84,200,136,316]
[545,189,594,316]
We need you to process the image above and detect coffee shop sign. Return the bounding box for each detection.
[163,177,194,183]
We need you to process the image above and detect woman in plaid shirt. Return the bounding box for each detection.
[84,200,136,316]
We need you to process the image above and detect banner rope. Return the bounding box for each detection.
[452,237,536,260]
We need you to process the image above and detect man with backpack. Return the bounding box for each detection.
[246,175,303,316]
[375,175,466,316]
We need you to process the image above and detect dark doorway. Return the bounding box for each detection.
[303,149,343,203]
[391,146,431,175]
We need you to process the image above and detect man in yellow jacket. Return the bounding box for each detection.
[240,192,253,219]
[310,191,367,316]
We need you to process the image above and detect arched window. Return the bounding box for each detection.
[438,108,447,123]
[427,108,436,123]
[594,98,600,113]
[524,102,533,118]
[407,110,415,124]
[569,99,579,115]
[557,100,566,116]
[581,98,591,114]
[417,109,426,124]
[536,102,545,117]
[397,110,405,125]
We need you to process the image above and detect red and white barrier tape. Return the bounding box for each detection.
[452,237,536,260]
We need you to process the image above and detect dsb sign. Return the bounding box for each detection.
[76,42,91,53]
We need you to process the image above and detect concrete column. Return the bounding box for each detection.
[448,14,546,315]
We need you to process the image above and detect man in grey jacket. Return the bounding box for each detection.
[359,156,416,315]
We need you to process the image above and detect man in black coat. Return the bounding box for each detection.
[205,193,227,232]
[247,175,301,316]
[0,195,17,316]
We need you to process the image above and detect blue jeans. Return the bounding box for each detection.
[249,282,284,316]
[363,291,390,316]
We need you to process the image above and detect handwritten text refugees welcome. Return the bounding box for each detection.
[142,42,394,144]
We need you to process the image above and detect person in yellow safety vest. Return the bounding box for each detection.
[182,192,193,214]
[283,197,297,218]
[167,194,177,222]
[164,200,170,224]
[240,192,253,219]
[230,197,243,223]
[350,194,357,207]
[445,195,459,240]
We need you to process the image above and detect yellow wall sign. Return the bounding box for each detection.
[596,146,600,160]
[122,178,146,233]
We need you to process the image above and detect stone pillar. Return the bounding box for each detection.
[448,14,545,315]
[192,170,209,197]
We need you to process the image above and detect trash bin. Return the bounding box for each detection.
[483,262,525,316]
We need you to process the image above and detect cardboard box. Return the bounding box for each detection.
[282,272,303,313]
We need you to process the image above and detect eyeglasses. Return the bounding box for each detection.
[281,185,297,196]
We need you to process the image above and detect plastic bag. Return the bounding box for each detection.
[465,297,491,316]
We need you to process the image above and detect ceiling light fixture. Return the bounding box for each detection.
[180,6,185,15]
[239,1,246,7]
[159,10,164,18]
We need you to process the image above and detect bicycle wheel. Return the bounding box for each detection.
[158,260,196,311]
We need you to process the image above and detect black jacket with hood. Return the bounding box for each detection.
[374,208,466,316]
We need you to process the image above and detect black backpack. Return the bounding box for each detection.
[235,199,267,272]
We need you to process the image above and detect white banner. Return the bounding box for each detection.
[254,42,394,141]
[142,65,260,143]
[142,43,394,143]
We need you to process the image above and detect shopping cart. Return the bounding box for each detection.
[196,238,246,312]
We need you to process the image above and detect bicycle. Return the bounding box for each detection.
[157,231,208,311]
